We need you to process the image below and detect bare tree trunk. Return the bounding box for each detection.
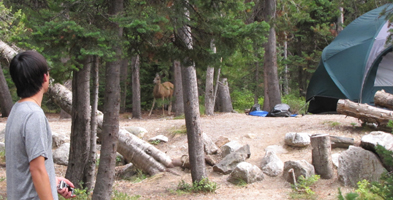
[173,60,184,116]
[66,57,92,188]
[120,59,128,113]
[205,66,214,115]
[254,59,260,104]
[131,55,142,119]
[263,0,281,111]
[283,32,289,95]
[182,65,206,182]
[84,56,99,191]
[311,134,333,179]
[0,40,17,62]
[217,78,233,112]
[337,6,344,34]
[0,62,13,117]
[93,1,123,199]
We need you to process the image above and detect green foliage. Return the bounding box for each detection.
[149,139,161,145]
[231,89,256,112]
[338,188,358,200]
[176,178,218,193]
[282,94,307,114]
[323,121,340,127]
[290,175,320,199]
[130,169,147,183]
[170,125,187,135]
[112,190,140,200]
[58,184,91,200]
[0,2,26,42]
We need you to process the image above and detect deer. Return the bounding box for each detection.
[148,73,174,116]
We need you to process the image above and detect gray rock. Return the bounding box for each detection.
[361,131,393,171]
[283,160,315,184]
[338,146,386,187]
[115,163,137,179]
[215,136,230,148]
[261,150,284,177]
[148,135,168,143]
[221,141,243,158]
[52,131,69,148]
[265,145,288,154]
[227,162,264,184]
[202,132,219,155]
[53,143,70,166]
[213,144,251,174]
[284,132,310,147]
[123,126,148,138]
[332,153,340,168]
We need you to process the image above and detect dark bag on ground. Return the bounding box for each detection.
[250,104,261,112]
[267,104,292,117]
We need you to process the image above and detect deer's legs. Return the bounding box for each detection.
[148,98,156,116]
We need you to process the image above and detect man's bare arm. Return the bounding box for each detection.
[30,156,53,200]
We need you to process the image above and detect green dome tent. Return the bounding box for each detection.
[306,4,393,113]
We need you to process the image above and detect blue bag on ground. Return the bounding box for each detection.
[266,104,292,117]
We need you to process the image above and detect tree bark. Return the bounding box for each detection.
[262,0,281,111]
[66,57,92,188]
[93,1,123,199]
[330,136,354,149]
[59,80,72,119]
[205,66,214,115]
[374,90,393,110]
[173,60,184,116]
[131,55,142,119]
[120,59,128,113]
[47,83,173,175]
[337,99,393,128]
[216,78,233,112]
[311,134,333,179]
[84,56,99,191]
[0,62,13,117]
[0,40,18,62]
[182,65,206,182]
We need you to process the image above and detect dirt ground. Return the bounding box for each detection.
[0,112,372,199]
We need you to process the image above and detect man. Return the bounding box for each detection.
[5,51,75,199]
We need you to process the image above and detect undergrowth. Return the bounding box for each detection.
[289,175,320,200]
[173,178,218,194]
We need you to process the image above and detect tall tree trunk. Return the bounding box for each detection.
[254,59,260,104]
[182,65,206,182]
[283,32,289,95]
[0,62,13,117]
[173,60,184,116]
[131,55,142,119]
[337,6,344,34]
[205,40,216,115]
[93,1,123,199]
[217,78,233,112]
[120,59,128,113]
[262,0,281,111]
[66,57,91,188]
[84,56,99,191]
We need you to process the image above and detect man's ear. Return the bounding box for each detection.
[43,73,49,82]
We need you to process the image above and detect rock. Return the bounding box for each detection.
[202,132,219,155]
[338,146,386,187]
[215,136,230,149]
[52,131,69,148]
[115,163,137,179]
[227,162,264,184]
[265,145,288,154]
[283,160,315,184]
[260,150,284,177]
[123,126,148,138]
[245,134,257,139]
[360,131,393,171]
[213,144,251,174]
[205,154,217,166]
[53,143,70,166]
[284,132,310,147]
[148,135,168,143]
[332,153,340,168]
[221,141,243,158]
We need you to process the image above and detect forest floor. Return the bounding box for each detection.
[0,111,374,199]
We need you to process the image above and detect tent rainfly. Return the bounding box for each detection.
[306,4,393,114]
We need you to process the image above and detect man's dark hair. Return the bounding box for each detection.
[9,51,50,98]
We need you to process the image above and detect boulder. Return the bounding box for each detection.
[360,131,393,171]
[260,150,284,177]
[123,126,148,138]
[332,153,340,168]
[227,162,264,184]
[148,135,168,143]
[202,132,219,155]
[53,143,70,166]
[213,144,251,174]
[338,146,386,187]
[284,132,310,147]
[221,141,243,158]
[52,131,69,148]
[283,160,315,184]
[215,136,230,148]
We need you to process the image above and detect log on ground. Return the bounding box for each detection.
[374,90,393,110]
[330,136,354,148]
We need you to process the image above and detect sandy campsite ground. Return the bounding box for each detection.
[0,112,372,199]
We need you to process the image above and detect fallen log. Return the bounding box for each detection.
[48,83,173,175]
[330,136,354,149]
[337,99,393,128]
[374,90,393,110]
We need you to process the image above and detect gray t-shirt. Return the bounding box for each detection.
[5,101,58,200]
